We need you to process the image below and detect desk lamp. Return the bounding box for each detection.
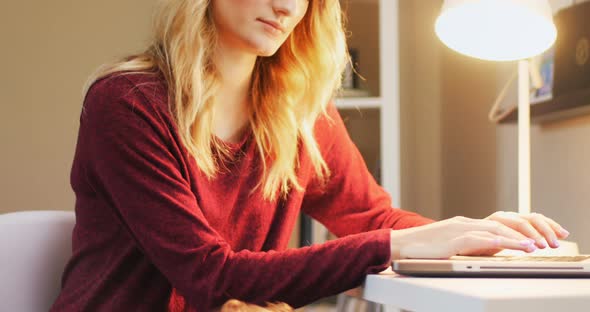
[435,0,557,214]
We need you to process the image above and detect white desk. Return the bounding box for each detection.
[360,271,590,312]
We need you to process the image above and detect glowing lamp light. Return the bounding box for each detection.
[435,0,556,61]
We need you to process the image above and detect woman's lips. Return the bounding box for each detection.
[258,19,285,35]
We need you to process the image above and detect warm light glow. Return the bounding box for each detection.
[435,0,556,61]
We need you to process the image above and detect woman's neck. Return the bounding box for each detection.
[212,45,257,143]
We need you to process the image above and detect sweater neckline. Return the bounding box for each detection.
[214,127,252,152]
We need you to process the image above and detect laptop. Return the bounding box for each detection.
[392,255,590,277]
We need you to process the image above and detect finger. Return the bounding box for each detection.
[453,232,536,256]
[541,215,570,239]
[488,212,547,248]
[477,219,529,241]
[470,231,537,254]
[463,231,503,256]
[524,213,560,248]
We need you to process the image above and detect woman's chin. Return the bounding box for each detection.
[248,41,281,57]
[255,47,279,57]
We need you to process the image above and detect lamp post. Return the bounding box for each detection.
[435,0,557,214]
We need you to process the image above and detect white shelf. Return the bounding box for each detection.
[335,96,381,109]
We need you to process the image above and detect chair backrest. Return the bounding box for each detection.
[0,210,75,312]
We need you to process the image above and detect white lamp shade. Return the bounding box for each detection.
[435,0,557,61]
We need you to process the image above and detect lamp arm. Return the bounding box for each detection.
[488,57,544,123]
[488,70,517,123]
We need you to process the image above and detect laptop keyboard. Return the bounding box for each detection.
[501,256,590,262]
[452,255,590,262]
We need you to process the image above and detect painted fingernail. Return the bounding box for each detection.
[520,240,533,247]
[536,239,547,248]
[560,229,570,237]
[528,244,537,252]
[553,239,560,248]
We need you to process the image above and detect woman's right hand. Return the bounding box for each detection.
[389,216,540,259]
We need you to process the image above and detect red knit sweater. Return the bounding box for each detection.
[50,73,433,311]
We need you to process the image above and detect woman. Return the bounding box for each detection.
[51,0,569,311]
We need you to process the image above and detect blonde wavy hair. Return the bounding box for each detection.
[86,0,348,201]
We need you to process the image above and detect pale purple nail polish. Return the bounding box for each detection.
[560,229,570,237]
[553,239,560,248]
[520,240,533,247]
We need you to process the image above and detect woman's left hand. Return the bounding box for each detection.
[485,211,570,249]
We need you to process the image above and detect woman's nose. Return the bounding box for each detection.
[272,0,298,16]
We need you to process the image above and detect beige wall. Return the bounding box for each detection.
[1,1,154,213]
[399,0,443,220]
[439,48,500,220]
[497,89,590,253]
[399,1,498,222]
[531,117,590,253]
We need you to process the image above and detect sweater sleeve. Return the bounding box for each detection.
[301,103,434,237]
[79,76,393,310]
